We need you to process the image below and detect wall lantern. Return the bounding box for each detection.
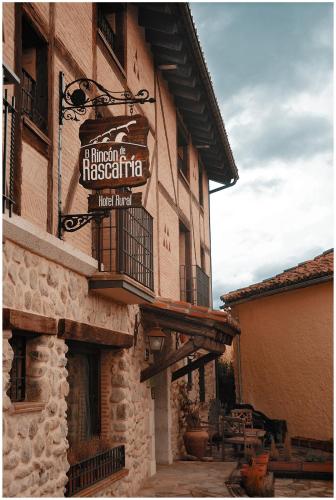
[147,326,166,353]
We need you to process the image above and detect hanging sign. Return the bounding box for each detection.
[79,115,150,190]
[88,191,142,211]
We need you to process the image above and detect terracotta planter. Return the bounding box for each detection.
[183,428,209,458]
[253,452,270,465]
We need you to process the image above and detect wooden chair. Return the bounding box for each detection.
[200,399,222,456]
[220,416,263,460]
[231,408,254,428]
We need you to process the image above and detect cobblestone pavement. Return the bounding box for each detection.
[275,479,333,497]
[137,461,237,497]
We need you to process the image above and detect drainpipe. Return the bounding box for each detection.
[209,177,238,195]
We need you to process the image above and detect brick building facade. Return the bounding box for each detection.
[3,3,239,497]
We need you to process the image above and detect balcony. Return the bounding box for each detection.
[180,265,210,307]
[3,88,16,216]
[90,207,155,304]
[21,69,47,133]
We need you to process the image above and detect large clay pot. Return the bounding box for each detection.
[183,428,209,458]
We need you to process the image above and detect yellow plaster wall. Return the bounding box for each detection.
[231,281,333,440]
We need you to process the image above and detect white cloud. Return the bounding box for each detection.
[210,152,333,303]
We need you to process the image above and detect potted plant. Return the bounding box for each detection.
[179,382,209,459]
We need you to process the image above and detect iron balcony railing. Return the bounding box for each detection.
[180,264,210,307]
[65,445,125,497]
[21,68,47,132]
[3,89,16,215]
[93,206,154,291]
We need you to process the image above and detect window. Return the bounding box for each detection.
[198,161,204,207]
[8,334,26,402]
[177,125,189,179]
[97,3,125,67]
[66,344,101,445]
[21,16,48,133]
[199,365,205,403]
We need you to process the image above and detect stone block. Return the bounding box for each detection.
[112,373,129,388]
[39,278,49,297]
[47,267,59,288]
[68,275,79,300]
[4,450,19,469]
[21,440,32,463]
[29,420,39,439]
[8,265,17,284]
[18,419,29,438]
[60,284,67,304]
[34,434,45,457]
[13,246,24,264]
[110,388,127,403]
[24,290,32,310]
[3,282,15,307]
[32,290,42,313]
[29,268,38,290]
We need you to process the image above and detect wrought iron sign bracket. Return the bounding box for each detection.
[59,73,155,123]
[59,210,110,234]
[57,72,155,239]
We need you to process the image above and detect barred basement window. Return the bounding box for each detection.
[8,334,26,402]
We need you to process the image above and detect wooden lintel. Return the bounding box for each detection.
[141,311,217,340]
[172,352,219,382]
[141,309,236,340]
[193,336,226,354]
[140,340,198,383]
[3,308,57,335]
[58,319,133,348]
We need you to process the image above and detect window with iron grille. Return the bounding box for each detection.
[66,344,101,444]
[21,15,48,133]
[93,206,154,290]
[8,334,26,402]
[97,3,125,67]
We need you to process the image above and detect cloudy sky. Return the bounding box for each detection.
[191,2,333,308]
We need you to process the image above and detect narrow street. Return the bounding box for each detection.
[137,461,236,497]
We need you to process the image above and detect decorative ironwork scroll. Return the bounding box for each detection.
[60,210,109,233]
[60,78,155,122]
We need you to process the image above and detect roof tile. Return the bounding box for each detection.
[222,249,333,304]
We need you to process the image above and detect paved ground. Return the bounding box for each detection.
[275,478,333,497]
[137,461,237,497]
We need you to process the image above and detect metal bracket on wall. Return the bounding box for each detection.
[59,210,110,233]
[59,76,155,123]
[57,71,155,239]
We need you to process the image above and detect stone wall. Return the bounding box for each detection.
[2,239,154,496]
[3,330,69,497]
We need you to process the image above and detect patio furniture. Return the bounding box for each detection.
[200,398,222,456]
[220,416,264,459]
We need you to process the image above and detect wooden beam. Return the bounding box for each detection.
[140,340,198,382]
[58,319,133,348]
[141,310,235,340]
[193,336,226,354]
[172,352,219,382]
[3,308,57,335]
